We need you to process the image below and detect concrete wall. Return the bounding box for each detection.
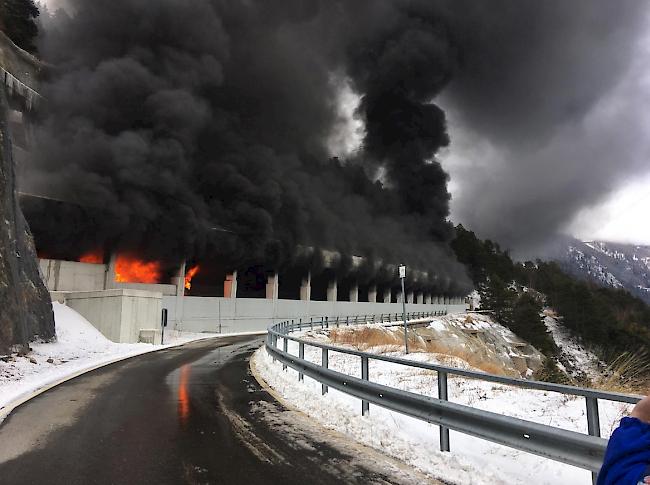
[38,258,177,296]
[163,296,467,334]
[40,259,107,292]
[112,281,177,296]
[61,289,162,343]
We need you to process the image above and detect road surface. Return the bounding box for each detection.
[0,335,436,484]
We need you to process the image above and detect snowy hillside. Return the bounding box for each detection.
[559,239,650,304]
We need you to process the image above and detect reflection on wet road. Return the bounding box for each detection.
[0,335,431,484]
[177,364,191,426]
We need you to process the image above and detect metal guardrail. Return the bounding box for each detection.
[265,312,643,482]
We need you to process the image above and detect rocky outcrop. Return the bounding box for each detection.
[0,88,53,354]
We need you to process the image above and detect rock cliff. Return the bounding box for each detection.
[0,89,53,354]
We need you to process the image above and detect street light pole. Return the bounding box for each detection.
[399,264,408,354]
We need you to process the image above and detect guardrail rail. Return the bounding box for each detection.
[264,312,642,484]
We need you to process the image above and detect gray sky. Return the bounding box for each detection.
[436,1,650,255]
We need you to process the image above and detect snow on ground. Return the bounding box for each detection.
[542,310,604,381]
[254,330,634,485]
[0,302,219,418]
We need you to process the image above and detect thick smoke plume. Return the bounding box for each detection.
[437,0,650,256]
[24,0,471,294]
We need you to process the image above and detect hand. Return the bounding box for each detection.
[631,394,650,424]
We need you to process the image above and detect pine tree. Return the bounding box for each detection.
[0,0,40,53]
[511,293,557,355]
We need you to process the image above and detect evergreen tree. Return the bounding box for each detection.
[511,293,557,355]
[478,275,516,327]
[0,0,40,53]
[452,224,650,369]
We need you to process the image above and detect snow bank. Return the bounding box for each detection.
[254,336,633,485]
[0,303,218,419]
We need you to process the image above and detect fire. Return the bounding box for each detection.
[115,255,162,284]
[79,250,104,264]
[184,265,200,290]
[177,364,191,425]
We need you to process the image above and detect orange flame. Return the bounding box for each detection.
[115,255,162,284]
[177,364,191,425]
[79,250,104,264]
[184,265,200,290]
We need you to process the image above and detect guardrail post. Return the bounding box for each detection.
[438,371,450,452]
[320,317,324,329]
[271,334,277,362]
[336,316,339,328]
[586,397,601,438]
[321,348,329,395]
[346,316,349,326]
[298,342,304,381]
[586,397,601,484]
[361,356,370,416]
[283,337,288,371]
[325,316,329,329]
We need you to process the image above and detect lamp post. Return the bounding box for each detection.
[399,264,408,354]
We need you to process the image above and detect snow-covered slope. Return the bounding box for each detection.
[559,239,650,304]
[542,309,604,381]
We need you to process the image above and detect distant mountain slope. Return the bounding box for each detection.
[558,239,650,305]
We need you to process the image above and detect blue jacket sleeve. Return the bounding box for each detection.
[598,417,650,485]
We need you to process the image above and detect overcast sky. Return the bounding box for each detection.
[436,1,650,254]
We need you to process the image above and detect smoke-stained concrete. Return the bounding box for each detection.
[23,0,473,295]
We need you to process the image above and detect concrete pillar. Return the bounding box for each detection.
[327,279,338,302]
[300,271,311,301]
[175,262,187,297]
[175,261,187,331]
[349,282,359,303]
[224,272,238,298]
[398,290,404,304]
[368,285,377,303]
[266,273,279,300]
[444,296,449,305]
[104,253,118,290]
[383,288,391,303]
[417,293,424,304]
[425,294,432,304]
[407,291,414,304]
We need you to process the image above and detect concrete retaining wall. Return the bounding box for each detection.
[60,289,162,344]
[40,259,107,292]
[163,296,467,334]
[38,258,178,296]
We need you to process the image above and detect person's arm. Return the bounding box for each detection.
[598,395,650,485]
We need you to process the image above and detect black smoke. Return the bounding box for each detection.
[436,0,650,256]
[24,0,474,295]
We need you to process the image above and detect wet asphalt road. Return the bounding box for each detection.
[0,336,428,485]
